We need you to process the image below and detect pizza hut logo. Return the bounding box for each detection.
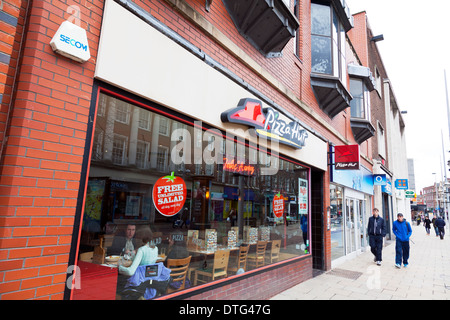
[334,145,360,170]
[221,98,308,149]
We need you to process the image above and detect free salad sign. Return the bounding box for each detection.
[272,193,284,218]
[152,172,187,217]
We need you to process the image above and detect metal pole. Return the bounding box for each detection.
[445,70,450,141]
[444,70,450,230]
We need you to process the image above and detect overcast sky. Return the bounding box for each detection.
[345,0,450,192]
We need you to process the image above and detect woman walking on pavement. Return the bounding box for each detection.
[431,215,439,237]
[423,215,432,235]
[393,213,412,269]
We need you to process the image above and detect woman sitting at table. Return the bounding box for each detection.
[118,227,158,276]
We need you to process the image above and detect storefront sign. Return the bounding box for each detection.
[334,145,360,170]
[221,98,308,149]
[50,21,91,63]
[373,174,387,186]
[405,190,415,198]
[395,179,409,190]
[382,178,392,195]
[152,172,186,217]
[272,193,284,218]
[223,156,256,176]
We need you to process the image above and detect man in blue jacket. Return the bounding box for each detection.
[392,213,412,268]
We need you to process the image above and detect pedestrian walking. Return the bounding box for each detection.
[423,216,432,235]
[431,215,439,237]
[367,208,386,266]
[392,213,412,268]
[435,215,446,240]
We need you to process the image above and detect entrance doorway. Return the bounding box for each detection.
[344,197,366,256]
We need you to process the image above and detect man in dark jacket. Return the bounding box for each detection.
[435,216,446,240]
[367,208,386,266]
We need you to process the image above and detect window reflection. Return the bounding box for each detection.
[311,2,346,79]
[76,91,311,300]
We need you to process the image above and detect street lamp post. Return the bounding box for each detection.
[432,173,438,215]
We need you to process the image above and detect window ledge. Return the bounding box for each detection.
[350,118,375,144]
[310,74,352,118]
[222,0,299,57]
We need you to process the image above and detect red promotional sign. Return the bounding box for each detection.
[272,193,284,218]
[152,172,187,217]
[334,145,360,170]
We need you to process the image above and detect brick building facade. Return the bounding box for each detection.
[0,0,408,300]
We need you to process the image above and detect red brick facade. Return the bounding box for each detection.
[0,0,101,300]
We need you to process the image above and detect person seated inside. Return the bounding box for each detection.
[165,233,191,291]
[108,224,137,258]
[118,227,158,276]
[166,233,189,260]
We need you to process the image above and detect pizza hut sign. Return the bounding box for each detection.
[334,145,360,170]
[221,98,308,149]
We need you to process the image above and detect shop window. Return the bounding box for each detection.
[74,89,311,300]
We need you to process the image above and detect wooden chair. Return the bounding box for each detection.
[265,240,281,264]
[79,251,93,262]
[247,241,267,270]
[102,234,114,250]
[194,250,230,285]
[227,244,250,275]
[166,256,192,294]
[92,237,106,264]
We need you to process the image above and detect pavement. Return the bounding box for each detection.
[271,224,450,300]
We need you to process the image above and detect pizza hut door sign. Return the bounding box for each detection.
[152,172,187,217]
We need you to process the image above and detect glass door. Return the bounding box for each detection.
[356,200,362,251]
[345,199,356,254]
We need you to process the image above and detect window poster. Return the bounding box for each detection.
[298,178,308,215]
[126,195,141,216]
[83,179,105,232]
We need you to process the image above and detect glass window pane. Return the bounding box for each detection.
[78,91,311,300]
[330,184,344,260]
[350,79,365,118]
[311,3,331,36]
[311,35,332,74]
